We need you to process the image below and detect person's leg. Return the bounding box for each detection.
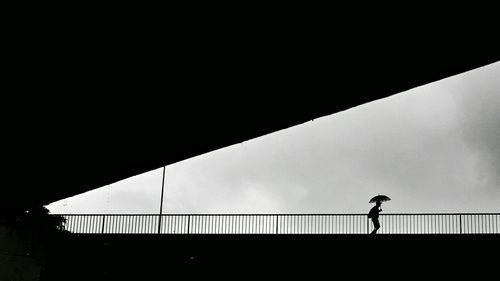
[371,219,380,234]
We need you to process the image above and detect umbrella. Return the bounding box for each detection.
[369,195,391,203]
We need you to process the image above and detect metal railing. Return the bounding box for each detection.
[55,213,500,234]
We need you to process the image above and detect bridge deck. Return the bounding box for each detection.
[41,233,498,280]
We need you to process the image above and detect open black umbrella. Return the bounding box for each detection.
[369,195,391,203]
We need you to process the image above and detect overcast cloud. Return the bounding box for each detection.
[48,62,500,214]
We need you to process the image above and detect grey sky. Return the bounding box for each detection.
[48,62,500,214]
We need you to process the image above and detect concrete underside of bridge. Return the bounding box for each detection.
[35,233,498,280]
[3,13,499,214]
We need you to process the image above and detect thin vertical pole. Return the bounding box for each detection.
[101,215,106,234]
[459,214,462,234]
[275,215,279,234]
[158,166,166,234]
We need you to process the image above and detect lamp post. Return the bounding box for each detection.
[158,166,166,234]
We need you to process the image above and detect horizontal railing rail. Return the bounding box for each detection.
[54,213,500,235]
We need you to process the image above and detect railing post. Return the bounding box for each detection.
[275,215,279,234]
[157,215,162,234]
[187,215,191,235]
[367,218,369,234]
[459,214,462,234]
[101,215,106,234]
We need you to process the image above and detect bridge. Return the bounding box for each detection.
[32,213,498,280]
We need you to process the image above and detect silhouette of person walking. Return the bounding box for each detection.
[368,201,382,234]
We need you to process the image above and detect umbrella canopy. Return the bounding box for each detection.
[369,195,391,203]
